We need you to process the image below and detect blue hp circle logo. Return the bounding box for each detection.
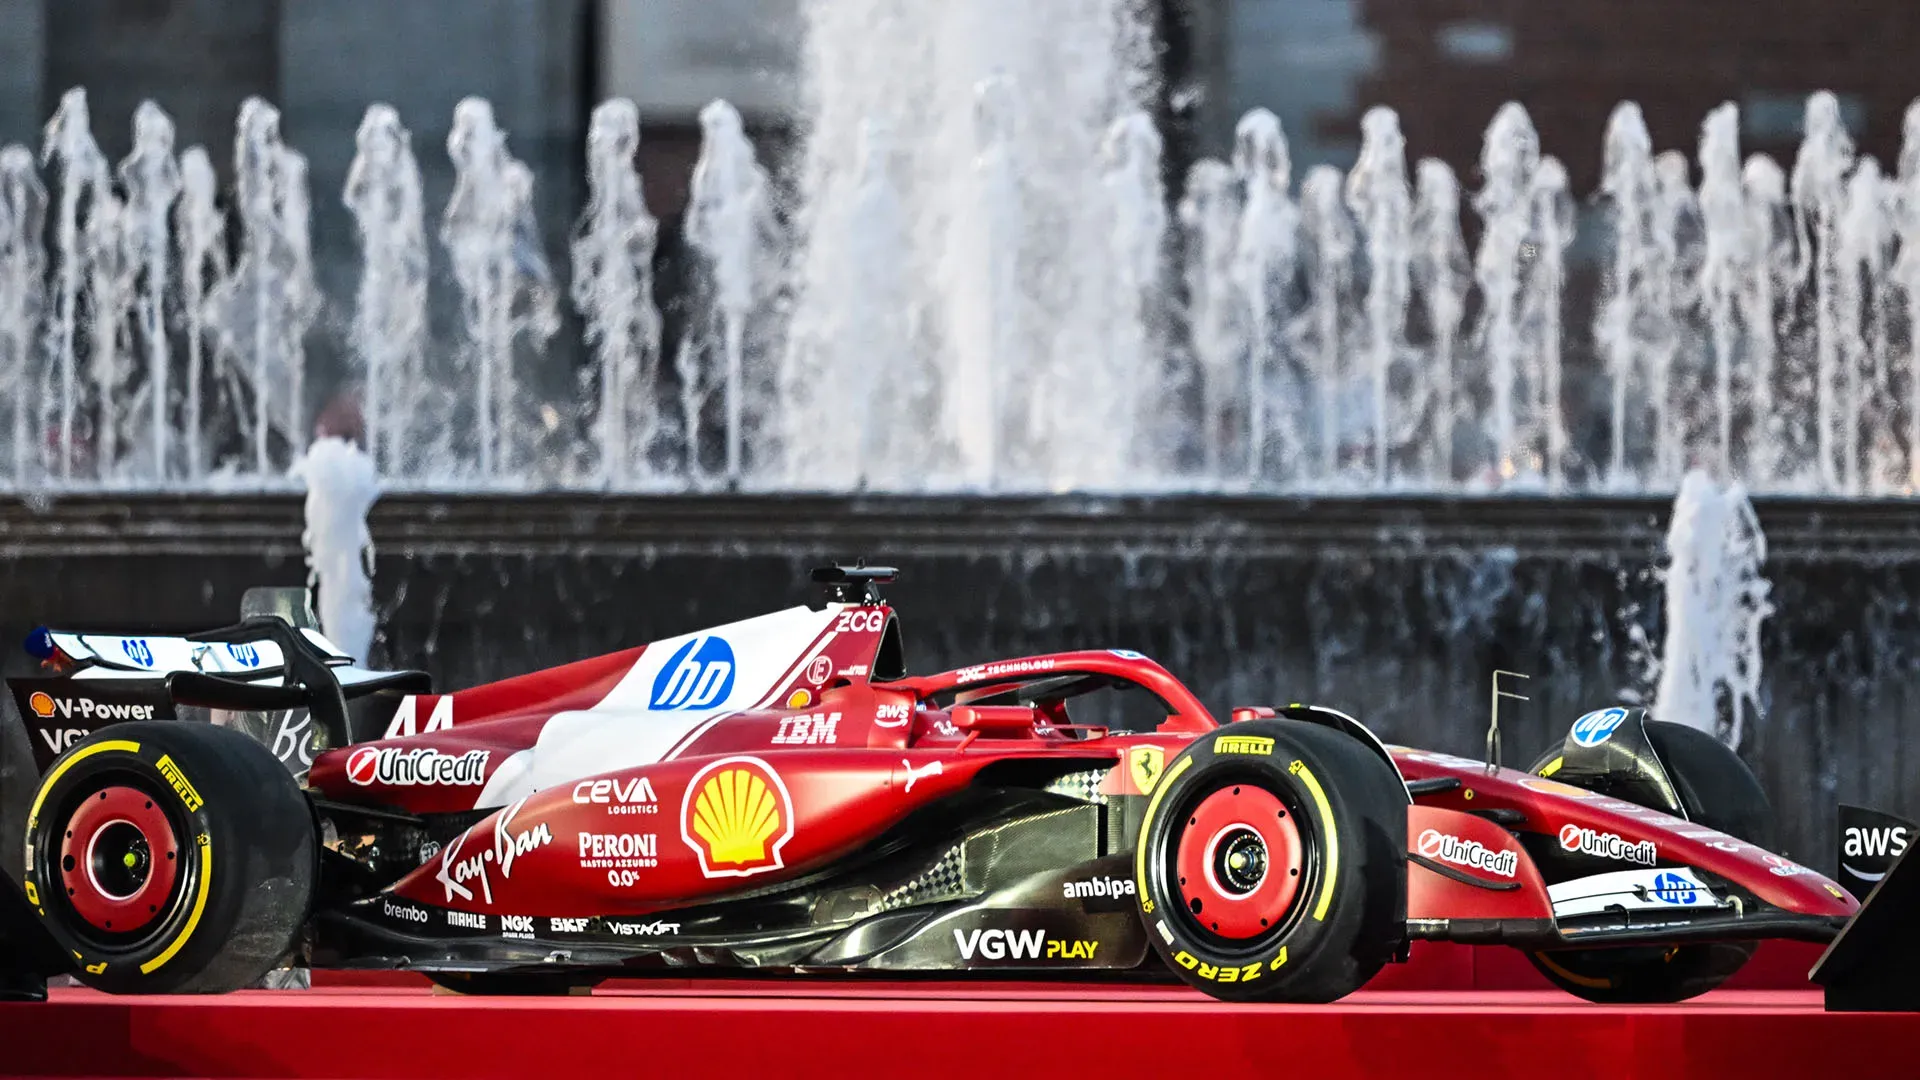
[1650,871,1698,905]
[649,636,737,710]
[1570,707,1629,748]
[121,638,154,668]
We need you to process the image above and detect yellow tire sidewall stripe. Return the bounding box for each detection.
[1289,760,1340,922]
[26,739,144,837]
[141,832,211,974]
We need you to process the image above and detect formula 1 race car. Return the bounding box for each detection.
[0,565,1911,1005]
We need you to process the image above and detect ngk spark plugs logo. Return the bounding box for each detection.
[1558,824,1658,866]
[649,636,736,710]
[1416,829,1519,878]
[680,756,794,878]
[345,745,489,787]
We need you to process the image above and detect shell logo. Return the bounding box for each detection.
[680,756,795,878]
[28,691,54,718]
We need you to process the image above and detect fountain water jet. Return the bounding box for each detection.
[442,97,557,484]
[1652,470,1772,749]
[119,102,181,482]
[1740,155,1790,485]
[1098,111,1164,486]
[1179,159,1242,481]
[1596,104,1659,487]
[1347,107,1412,487]
[1792,92,1855,491]
[175,147,225,481]
[1298,166,1352,483]
[1697,104,1744,477]
[1896,104,1920,490]
[1412,159,1468,485]
[1473,104,1542,482]
[1649,151,1699,486]
[1232,109,1298,484]
[344,104,429,479]
[1531,157,1573,490]
[572,99,662,487]
[0,146,46,485]
[685,99,778,486]
[1837,158,1892,492]
[41,89,109,482]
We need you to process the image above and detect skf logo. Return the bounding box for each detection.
[155,754,205,812]
[28,692,53,718]
[1128,746,1165,793]
[1215,735,1273,756]
[650,636,736,710]
[680,756,793,877]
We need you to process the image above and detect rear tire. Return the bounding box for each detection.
[1526,719,1773,1003]
[22,721,315,994]
[1135,720,1406,1002]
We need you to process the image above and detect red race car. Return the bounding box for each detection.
[0,565,1890,1003]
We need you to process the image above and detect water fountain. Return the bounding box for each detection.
[1232,109,1298,485]
[119,102,181,483]
[1793,91,1855,493]
[1411,159,1468,485]
[442,97,558,486]
[41,88,109,482]
[0,146,45,485]
[344,104,429,480]
[175,145,226,482]
[683,99,778,486]
[1651,471,1772,749]
[572,98,663,488]
[5,61,1920,500]
[1898,102,1920,490]
[1347,107,1411,486]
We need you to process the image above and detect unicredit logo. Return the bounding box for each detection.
[1417,828,1519,878]
[346,745,489,787]
[1558,823,1658,866]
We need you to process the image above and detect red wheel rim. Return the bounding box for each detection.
[1174,784,1304,940]
[58,785,180,935]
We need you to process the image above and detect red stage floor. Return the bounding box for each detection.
[1,981,1915,1080]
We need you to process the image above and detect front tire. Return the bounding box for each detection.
[1525,719,1773,1003]
[22,722,315,994]
[1135,720,1406,1002]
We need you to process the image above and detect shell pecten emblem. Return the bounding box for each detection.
[680,756,795,878]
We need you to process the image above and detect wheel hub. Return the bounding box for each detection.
[1175,784,1305,940]
[58,785,180,936]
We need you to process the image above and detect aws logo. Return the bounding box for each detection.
[680,756,793,878]
[649,636,737,710]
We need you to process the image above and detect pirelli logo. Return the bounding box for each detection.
[1215,735,1274,756]
[156,754,204,812]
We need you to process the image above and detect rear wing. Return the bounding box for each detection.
[11,616,429,773]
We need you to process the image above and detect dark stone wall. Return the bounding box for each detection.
[4,492,1920,874]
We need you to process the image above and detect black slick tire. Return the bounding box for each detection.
[21,721,315,994]
[1134,719,1406,1003]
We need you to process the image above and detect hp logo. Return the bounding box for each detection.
[1650,871,1698,905]
[649,636,737,710]
[121,638,154,668]
[1570,707,1629,748]
[229,643,260,668]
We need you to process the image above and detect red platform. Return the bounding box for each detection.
[2,943,1912,1080]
